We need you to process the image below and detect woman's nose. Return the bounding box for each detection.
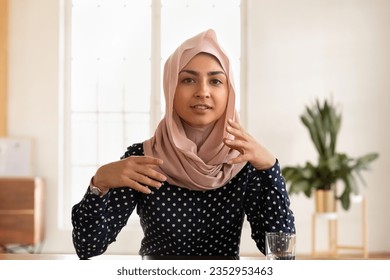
[195,81,210,98]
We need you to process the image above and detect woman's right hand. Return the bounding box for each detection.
[92,156,167,195]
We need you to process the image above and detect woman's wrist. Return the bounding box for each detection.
[89,176,109,197]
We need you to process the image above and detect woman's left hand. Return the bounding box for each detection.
[223,119,276,170]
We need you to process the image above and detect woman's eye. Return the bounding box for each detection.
[211,79,223,85]
[182,78,195,84]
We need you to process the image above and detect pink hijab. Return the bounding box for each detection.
[143,29,246,191]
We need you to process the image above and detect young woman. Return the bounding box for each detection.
[71,29,295,260]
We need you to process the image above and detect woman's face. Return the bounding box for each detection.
[173,53,229,128]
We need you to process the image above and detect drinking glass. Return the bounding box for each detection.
[265,232,296,260]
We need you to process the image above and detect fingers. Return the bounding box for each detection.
[224,119,257,165]
[227,118,239,127]
[94,156,168,195]
[224,120,277,170]
[131,155,164,166]
[118,170,163,194]
[125,178,153,194]
[224,138,247,152]
[226,119,245,139]
[133,164,166,182]
[225,119,250,153]
[227,154,250,165]
[131,171,164,189]
[126,156,167,182]
[122,156,167,193]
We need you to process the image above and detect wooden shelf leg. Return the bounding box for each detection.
[329,218,338,257]
[311,213,316,257]
[362,197,368,258]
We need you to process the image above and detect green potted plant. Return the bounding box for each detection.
[282,98,379,211]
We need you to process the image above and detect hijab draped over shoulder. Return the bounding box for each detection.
[143,29,246,191]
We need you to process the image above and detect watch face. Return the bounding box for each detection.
[91,186,101,196]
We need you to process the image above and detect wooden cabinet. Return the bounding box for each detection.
[0,177,45,250]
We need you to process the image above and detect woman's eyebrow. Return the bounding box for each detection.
[179,69,226,76]
[208,70,226,76]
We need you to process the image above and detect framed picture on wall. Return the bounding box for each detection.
[0,137,33,177]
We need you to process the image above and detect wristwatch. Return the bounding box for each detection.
[89,177,104,197]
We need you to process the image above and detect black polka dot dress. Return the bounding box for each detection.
[71,143,295,259]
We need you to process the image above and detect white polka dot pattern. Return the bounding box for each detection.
[71,143,295,259]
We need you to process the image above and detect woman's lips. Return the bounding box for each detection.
[190,104,212,110]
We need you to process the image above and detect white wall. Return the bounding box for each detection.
[7,0,390,256]
[8,0,72,253]
[245,0,390,254]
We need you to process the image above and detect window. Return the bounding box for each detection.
[62,0,243,227]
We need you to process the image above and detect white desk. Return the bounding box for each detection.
[0,253,268,260]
